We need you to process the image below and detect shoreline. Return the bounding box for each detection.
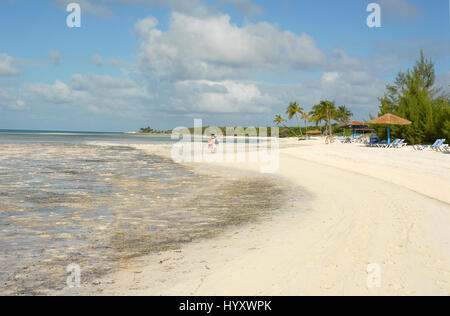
[60,139,450,296]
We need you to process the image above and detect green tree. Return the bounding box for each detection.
[309,103,327,133]
[286,102,304,136]
[336,105,353,124]
[139,126,157,133]
[273,115,287,127]
[377,51,450,144]
[310,101,336,136]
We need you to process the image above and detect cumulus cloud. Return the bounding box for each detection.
[127,12,366,117]
[71,73,151,101]
[327,49,364,72]
[257,67,385,119]
[20,73,153,116]
[379,0,422,21]
[0,86,27,110]
[0,53,22,76]
[172,80,277,113]
[0,8,390,127]
[321,72,340,83]
[25,80,73,103]
[129,11,388,118]
[135,13,326,82]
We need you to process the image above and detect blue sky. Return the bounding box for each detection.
[0,0,448,131]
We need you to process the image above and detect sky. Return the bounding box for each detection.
[0,0,449,132]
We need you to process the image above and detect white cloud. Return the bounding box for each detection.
[26,80,73,103]
[0,53,22,76]
[0,8,393,126]
[130,12,347,116]
[321,72,340,83]
[0,86,27,110]
[135,13,326,82]
[19,74,153,117]
[262,68,385,116]
[327,48,364,71]
[71,73,151,100]
[130,12,389,118]
[172,80,276,113]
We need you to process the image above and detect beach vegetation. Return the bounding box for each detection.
[375,51,450,144]
[336,106,354,124]
[139,126,171,134]
[286,102,305,137]
[309,100,344,136]
[273,115,287,127]
[139,126,155,133]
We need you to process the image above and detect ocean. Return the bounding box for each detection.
[0,131,286,295]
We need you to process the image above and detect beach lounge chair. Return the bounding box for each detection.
[413,139,442,151]
[390,139,407,148]
[378,139,400,148]
[431,139,447,151]
[372,140,387,147]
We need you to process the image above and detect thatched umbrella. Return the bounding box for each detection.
[340,121,369,138]
[340,120,366,128]
[368,113,412,145]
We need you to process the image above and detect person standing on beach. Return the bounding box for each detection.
[212,135,219,153]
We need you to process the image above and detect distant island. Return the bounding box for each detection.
[125,126,171,135]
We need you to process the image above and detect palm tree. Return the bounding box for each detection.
[310,101,337,136]
[273,115,287,127]
[336,106,353,124]
[309,103,326,133]
[286,102,304,136]
[322,100,337,136]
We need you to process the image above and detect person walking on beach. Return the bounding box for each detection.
[208,136,213,153]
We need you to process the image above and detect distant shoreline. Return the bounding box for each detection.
[124,132,171,136]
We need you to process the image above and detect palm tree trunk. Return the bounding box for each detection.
[328,116,332,136]
[296,115,302,136]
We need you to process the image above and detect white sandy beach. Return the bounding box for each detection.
[69,138,450,296]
